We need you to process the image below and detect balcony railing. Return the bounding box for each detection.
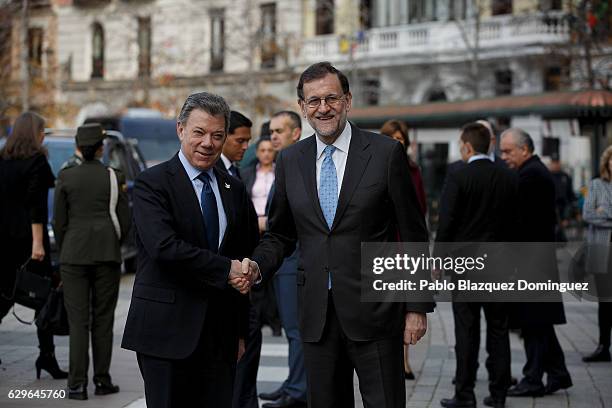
[299,12,570,65]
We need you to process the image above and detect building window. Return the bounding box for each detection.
[491,0,512,15]
[316,0,334,35]
[359,0,372,29]
[260,3,276,69]
[494,69,513,95]
[210,9,224,72]
[361,78,380,106]
[28,27,44,77]
[409,0,436,23]
[91,22,104,79]
[544,66,569,91]
[539,0,562,11]
[449,0,467,20]
[137,17,151,79]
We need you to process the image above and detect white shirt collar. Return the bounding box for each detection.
[468,153,493,164]
[316,121,352,160]
[220,153,232,170]
[179,150,215,180]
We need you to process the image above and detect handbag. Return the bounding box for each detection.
[6,258,52,311]
[35,287,69,336]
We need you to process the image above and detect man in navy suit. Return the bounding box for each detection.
[122,92,259,408]
[258,111,307,408]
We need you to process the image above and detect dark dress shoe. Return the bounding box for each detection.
[259,388,284,401]
[94,381,120,395]
[483,395,505,408]
[582,345,611,362]
[262,394,307,408]
[440,397,476,408]
[68,385,88,400]
[507,383,544,397]
[545,377,572,394]
[405,370,415,380]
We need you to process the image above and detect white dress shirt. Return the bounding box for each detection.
[178,150,227,249]
[315,122,352,198]
[468,153,493,164]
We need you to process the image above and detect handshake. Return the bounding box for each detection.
[228,258,260,294]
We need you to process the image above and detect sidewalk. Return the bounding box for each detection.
[1,273,610,408]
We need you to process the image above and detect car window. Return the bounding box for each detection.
[45,140,76,176]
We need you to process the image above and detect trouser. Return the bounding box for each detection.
[595,273,612,348]
[521,325,571,388]
[138,321,237,408]
[452,302,510,402]
[232,303,262,408]
[302,292,405,408]
[274,272,307,400]
[61,263,120,387]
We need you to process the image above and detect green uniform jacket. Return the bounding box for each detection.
[53,160,130,265]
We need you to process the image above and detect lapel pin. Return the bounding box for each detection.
[225,182,230,189]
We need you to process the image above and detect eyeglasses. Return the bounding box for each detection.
[303,94,345,109]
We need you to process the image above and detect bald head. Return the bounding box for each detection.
[500,128,534,169]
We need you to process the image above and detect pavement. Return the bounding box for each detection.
[1,273,611,408]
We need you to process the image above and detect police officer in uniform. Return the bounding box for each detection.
[53,124,130,400]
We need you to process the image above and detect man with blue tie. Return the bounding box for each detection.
[122,92,259,408]
[243,62,434,407]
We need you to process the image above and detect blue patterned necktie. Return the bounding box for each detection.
[319,145,337,289]
[197,172,219,253]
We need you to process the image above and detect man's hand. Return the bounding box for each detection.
[228,260,251,294]
[237,338,246,362]
[242,258,260,284]
[404,312,427,345]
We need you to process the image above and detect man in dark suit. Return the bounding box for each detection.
[500,128,572,398]
[242,62,434,408]
[218,111,253,178]
[121,92,259,408]
[258,111,307,408]
[436,123,518,408]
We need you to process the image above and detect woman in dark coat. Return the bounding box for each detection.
[380,119,427,380]
[0,111,67,379]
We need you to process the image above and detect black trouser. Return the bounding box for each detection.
[61,263,120,387]
[521,325,571,388]
[232,303,262,408]
[452,302,510,402]
[138,322,237,408]
[596,273,612,348]
[302,293,405,408]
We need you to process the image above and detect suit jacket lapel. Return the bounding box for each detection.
[331,124,371,231]
[214,167,235,252]
[167,154,207,247]
[298,136,328,229]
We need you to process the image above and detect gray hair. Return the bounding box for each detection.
[501,127,534,153]
[177,92,231,134]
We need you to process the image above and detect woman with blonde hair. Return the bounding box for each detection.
[582,145,612,363]
[0,112,67,378]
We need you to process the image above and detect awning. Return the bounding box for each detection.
[349,90,612,128]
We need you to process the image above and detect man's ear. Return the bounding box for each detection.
[345,91,352,112]
[298,99,306,117]
[176,121,184,142]
[292,128,301,142]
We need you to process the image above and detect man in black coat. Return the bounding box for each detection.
[121,92,259,408]
[241,62,434,408]
[437,123,518,408]
[500,128,572,397]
